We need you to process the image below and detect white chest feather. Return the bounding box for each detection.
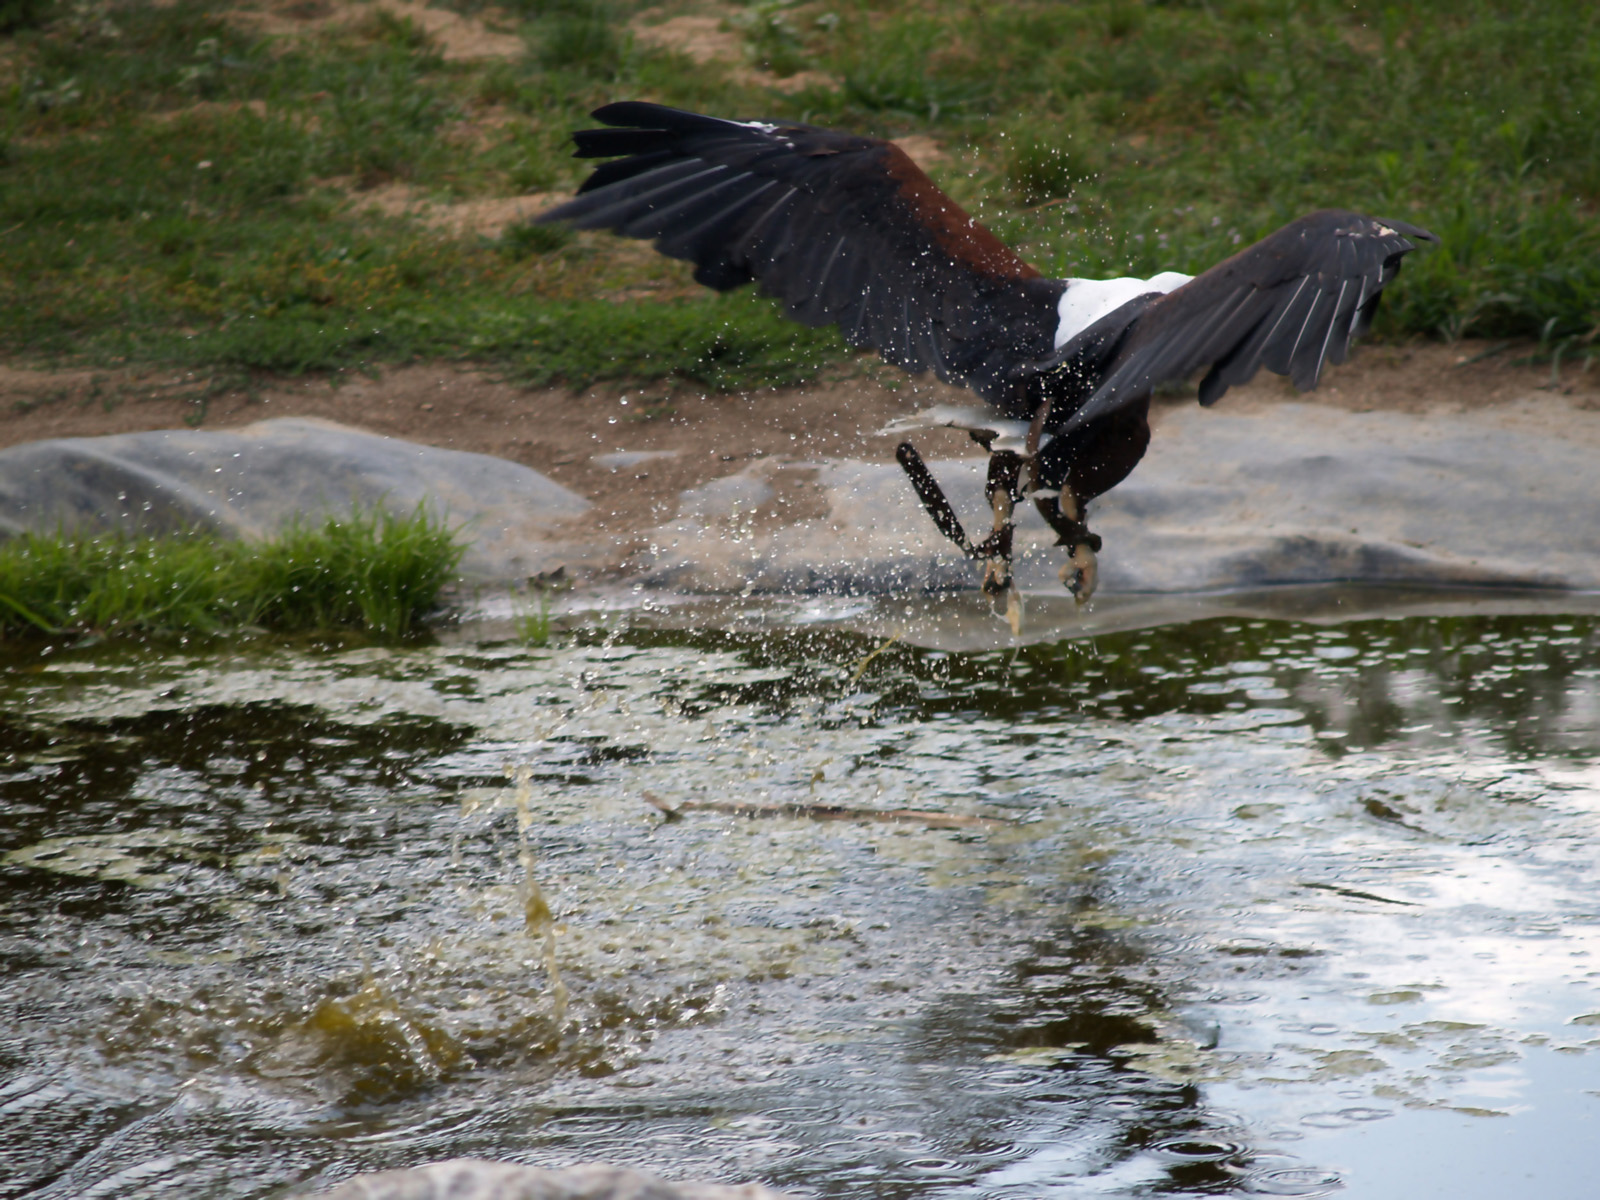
[1054,271,1192,349]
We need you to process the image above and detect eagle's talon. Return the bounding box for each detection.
[981,559,1012,595]
[1060,543,1098,604]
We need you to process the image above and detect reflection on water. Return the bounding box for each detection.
[0,608,1597,1198]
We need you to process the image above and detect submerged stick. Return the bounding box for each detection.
[1296,880,1418,907]
[643,790,1009,829]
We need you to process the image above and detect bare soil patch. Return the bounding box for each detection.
[2,341,1594,543]
[632,13,741,64]
[353,183,559,237]
[630,9,837,95]
[149,99,271,124]
[232,0,524,60]
[892,135,948,168]
[1151,338,1599,431]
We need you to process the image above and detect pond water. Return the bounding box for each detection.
[2,596,1598,1199]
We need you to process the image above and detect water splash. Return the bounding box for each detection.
[509,762,568,1030]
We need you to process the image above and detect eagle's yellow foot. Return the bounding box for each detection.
[1060,543,1098,605]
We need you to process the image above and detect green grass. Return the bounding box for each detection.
[0,506,464,640]
[129,289,851,388]
[1,0,1596,392]
[512,586,553,647]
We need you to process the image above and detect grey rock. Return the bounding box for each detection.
[1090,401,1600,593]
[306,1160,794,1200]
[4,401,1593,597]
[0,418,589,582]
[640,457,1018,593]
[643,401,1600,595]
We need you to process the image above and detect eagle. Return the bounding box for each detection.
[537,102,1435,607]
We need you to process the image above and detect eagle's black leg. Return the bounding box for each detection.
[895,442,975,555]
[1025,396,1127,605]
[895,440,1026,614]
[897,400,1108,607]
[972,450,1024,596]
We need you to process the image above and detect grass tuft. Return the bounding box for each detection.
[513,586,553,647]
[1005,127,1099,206]
[534,1,627,76]
[242,506,465,638]
[0,506,464,641]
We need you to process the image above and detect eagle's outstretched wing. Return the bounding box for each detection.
[1047,211,1436,433]
[537,101,1066,404]
[541,104,1434,427]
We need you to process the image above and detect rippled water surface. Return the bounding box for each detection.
[2,599,1598,1198]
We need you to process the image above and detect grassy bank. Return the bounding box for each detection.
[0,507,463,639]
[1,0,1596,392]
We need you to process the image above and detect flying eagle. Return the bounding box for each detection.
[537,102,1435,605]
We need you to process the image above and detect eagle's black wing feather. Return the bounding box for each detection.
[538,102,1065,405]
[1046,211,1435,434]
